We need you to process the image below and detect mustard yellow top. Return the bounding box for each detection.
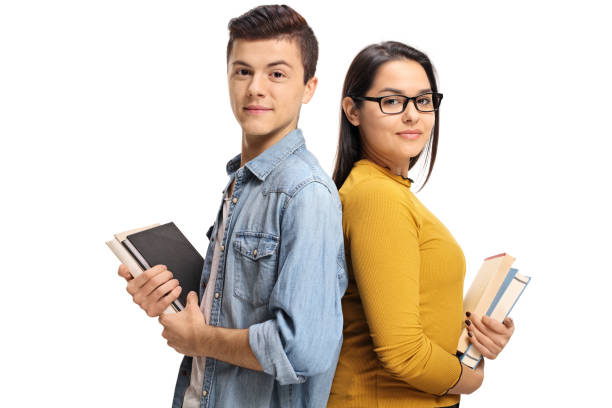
[328,159,465,408]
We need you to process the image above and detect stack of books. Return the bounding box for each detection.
[457,253,531,368]
[106,222,204,314]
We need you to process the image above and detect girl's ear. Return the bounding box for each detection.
[342,96,360,126]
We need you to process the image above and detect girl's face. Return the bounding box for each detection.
[344,59,436,168]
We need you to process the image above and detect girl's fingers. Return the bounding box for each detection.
[467,327,495,359]
[467,322,501,358]
[468,315,506,348]
[481,315,512,335]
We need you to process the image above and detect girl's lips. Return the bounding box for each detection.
[397,130,422,140]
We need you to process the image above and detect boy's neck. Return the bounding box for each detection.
[240,122,298,167]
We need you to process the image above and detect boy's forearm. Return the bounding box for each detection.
[197,326,263,372]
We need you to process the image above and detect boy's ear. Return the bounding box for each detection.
[302,76,318,104]
[342,96,360,126]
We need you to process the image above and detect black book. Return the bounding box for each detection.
[121,222,204,310]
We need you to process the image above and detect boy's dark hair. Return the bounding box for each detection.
[227,5,318,84]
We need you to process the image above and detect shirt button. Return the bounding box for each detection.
[232,197,237,204]
[253,249,258,256]
[215,292,220,299]
[202,390,207,397]
[220,245,225,251]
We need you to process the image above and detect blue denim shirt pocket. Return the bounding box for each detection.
[232,231,280,307]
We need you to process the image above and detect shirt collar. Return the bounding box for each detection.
[225,128,305,181]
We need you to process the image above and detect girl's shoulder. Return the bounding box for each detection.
[340,162,412,206]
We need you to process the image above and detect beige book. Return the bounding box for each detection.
[457,253,515,353]
[114,223,160,242]
[106,223,176,314]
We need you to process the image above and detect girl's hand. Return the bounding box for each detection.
[465,312,515,360]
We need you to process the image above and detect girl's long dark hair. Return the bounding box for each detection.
[332,41,440,190]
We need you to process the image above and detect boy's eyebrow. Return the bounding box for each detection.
[231,60,293,69]
[231,60,252,68]
[267,60,292,69]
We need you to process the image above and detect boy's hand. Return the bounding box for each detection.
[159,291,208,356]
[118,264,182,317]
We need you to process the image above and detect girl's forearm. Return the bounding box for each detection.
[447,359,484,395]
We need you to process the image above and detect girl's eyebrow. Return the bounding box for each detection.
[377,87,432,94]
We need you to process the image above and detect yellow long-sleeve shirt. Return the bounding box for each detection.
[328,159,465,408]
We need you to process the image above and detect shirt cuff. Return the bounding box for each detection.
[248,319,307,385]
[398,341,463,395]
[438,354,463,397]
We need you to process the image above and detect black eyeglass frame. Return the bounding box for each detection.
[350,92,443,114]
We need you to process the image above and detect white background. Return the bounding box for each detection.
[2,0,610,406]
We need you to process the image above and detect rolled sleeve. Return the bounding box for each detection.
[249,180,346,384]
[248,319,307,385]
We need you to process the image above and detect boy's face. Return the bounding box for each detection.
[227,38,317,142]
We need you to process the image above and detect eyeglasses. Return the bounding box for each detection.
[350,92,443,114]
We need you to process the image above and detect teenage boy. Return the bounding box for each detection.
[117,5,347,408]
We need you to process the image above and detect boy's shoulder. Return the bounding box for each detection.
[264,144,338,200]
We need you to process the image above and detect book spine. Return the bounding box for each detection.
[121,238,152,271]
[106,239,144,278]
[459,347,482,369]
[485,268,518,316]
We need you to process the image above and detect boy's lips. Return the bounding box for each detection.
[244,105,273,114]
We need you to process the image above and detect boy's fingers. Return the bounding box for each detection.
[154,286,182,317]
[118,264,133,281]
[133,264,168,287]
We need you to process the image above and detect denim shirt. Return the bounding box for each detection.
[172,129,348,408]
